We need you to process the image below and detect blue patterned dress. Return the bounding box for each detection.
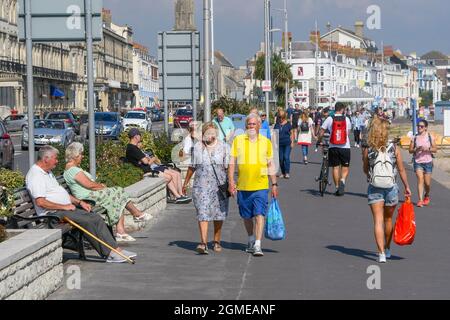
[192,141,230,221]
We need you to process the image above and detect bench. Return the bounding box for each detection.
[8,176,110,260]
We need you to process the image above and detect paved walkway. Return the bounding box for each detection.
[49,145,450,300]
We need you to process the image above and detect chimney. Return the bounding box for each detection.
[354,21,364,38]
[310,31,320,44]
[102,8,112,28]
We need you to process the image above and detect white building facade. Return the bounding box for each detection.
[133,44,159,109]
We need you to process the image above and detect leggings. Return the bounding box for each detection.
[353,129,361,145]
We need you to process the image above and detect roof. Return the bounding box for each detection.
[214,51,234,68]
[291,41,315,51]
[337,87,374,102]
[321,28,377,51]
[224,75,244,88]
[421,51,450,65]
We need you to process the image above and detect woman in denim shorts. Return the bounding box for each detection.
[409,120,437,207]
[363,116,411,263]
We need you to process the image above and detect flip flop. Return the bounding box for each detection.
[116,233,136,242]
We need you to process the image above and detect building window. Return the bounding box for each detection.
[320,81,325,92]
[332,66,335,77]
[320,66,324,77]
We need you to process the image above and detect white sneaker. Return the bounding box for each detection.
[378,253,386,263]
[385,249,391,259]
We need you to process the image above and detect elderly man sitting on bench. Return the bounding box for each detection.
[125,128,191,204]
[26,145,136,263]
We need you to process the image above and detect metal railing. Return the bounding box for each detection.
[0,59,78,82]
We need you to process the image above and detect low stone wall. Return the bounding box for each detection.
[0,229,63,300]
[124,177,167,231]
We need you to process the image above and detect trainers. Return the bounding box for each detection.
[417,200,424,208]
[378,253,386,263]
[253,245,264,257]
[196,243,209,255]
[285,174,290,179]
[245,241,255,253]
[385,249,391,259]
[423,197,430,206]
[175,197,191,204]
[106,251,128,263]
[338,181,345,196]
[121,249,137,259]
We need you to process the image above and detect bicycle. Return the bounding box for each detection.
[315,134,331,197]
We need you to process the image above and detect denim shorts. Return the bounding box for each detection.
[237,190,269,219]
[414,161,433,174]
[367,184,399,207]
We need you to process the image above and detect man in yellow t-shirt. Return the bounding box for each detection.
[228,113,278,257]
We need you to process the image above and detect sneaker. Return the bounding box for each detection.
[285,174,290,179]
[385,249,391,259]
[106,251,128,263]
[245,241,255,253]
[121,249,137,259]
[378,253,386,263]
[417,200,424,208]
[196,243,209,255]
[423,197,430,206]
[175,197,191,204]
[253,245,264,257]
[180,195,192,201]
[338,181,345,196]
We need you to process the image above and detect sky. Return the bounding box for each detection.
[105,0,450,66]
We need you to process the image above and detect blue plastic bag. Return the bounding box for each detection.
[264,199,286,241]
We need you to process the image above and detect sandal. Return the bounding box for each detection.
[116,233,136,242]
[134,212,151,222]
[213,241,222,253]
[196,243,209,255]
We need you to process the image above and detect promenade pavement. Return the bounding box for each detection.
[49,144,450,300]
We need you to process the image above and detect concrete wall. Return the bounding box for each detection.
[0,229,63,300]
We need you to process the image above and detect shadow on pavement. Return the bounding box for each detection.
[291,161,321,166]
[326,245,404,261]
[63,251,106,263]
[343,191,367,199]
[300,189,333,197]
[168,240,279,253]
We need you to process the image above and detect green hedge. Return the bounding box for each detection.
[0,169,25,218]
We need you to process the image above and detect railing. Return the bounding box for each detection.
[0,59,78,82]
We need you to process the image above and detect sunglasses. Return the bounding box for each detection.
[417,125,426,128]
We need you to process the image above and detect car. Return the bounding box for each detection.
[3,114,28,132]
[45,111,80,135]
[0,121,14,169]
[150,108,163,122]
[94,112,122,139]
[21,120,76,150]
[122,111,152,131]
[173,108,193,128]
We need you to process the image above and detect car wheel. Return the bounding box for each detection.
[21,144,28,151]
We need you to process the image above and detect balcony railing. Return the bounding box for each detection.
[0,59,78,82]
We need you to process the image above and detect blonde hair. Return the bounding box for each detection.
[368,116,390,151]
[202,122,218,136]
[278,110,287,121]
[300,111,309,122]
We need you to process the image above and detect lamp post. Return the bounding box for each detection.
[203,0,211,121]
[264,0,270,122]
[273,0,289,110]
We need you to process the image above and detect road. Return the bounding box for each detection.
[11,121,165,175]
[48,144,450,300]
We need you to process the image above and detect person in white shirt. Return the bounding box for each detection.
[317,102,352,196]
[26,145,136,263]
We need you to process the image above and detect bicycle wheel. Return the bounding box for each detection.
[320,158,329,197]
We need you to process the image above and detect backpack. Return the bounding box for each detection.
[330,115,347,145]
[300,120,309,133]
[369,144,396,189]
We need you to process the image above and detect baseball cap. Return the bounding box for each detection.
[128,128,141,139]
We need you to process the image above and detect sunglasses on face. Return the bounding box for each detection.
[417,125,426,128]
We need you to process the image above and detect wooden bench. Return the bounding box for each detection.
[8,176,110,260]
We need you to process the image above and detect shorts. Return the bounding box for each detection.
[328,148,351,167]
[413,161,433,174]
[368,184,399,207]
[237,190,269,220]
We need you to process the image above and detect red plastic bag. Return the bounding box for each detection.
[394,197,416,246]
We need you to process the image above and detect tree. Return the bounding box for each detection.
[255,54,293,106]
[419,89,433,107]
[211,96,250,116]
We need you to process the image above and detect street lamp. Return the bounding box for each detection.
[273,0,289,111]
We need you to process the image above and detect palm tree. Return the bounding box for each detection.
[255,54,293,106]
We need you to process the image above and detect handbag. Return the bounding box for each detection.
[205,143,231,201]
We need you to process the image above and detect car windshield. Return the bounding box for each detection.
[125,112,146,119]
[95,113,118,122]
[47,113,71,120]
[175,109,193,116]
[34,120,65,130]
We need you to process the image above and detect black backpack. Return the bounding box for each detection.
[300,120,309,133]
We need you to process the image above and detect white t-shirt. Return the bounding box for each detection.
[26,164,72,216]
[321,115,352,149]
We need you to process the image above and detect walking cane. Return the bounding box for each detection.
[62,217,135,265]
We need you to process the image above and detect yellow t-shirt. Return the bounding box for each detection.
[231,134,273,191]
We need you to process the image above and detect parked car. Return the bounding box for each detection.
[122,111,152,131]
[45,112,80,135]
[149,108,163,122]
[0,121,14,169]
[21,120,76,150]
[3,114,28,132]
[94,112,122,139]
[173,109,193,128]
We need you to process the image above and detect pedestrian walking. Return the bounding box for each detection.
[228,113,278,257]
[213,107,235,143]
[297,111,316,165]
[250,107,271,140]
[363,116,411,263]
[291,104,302,143]
[183,122,230,254]
[274,110,294,178]
[351,111,362,148]
[318,102,352,196]
[409,119,437,207]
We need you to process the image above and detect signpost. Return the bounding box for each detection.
[18,0,102,177]
[262,80,272,92]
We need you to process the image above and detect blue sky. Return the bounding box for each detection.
[105,0,450,66]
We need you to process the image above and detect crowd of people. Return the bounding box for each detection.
[22,101,437,264]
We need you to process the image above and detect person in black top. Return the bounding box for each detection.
[291,104,302,143]
[126,128,190,203]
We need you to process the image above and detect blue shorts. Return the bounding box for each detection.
[368,184,399,207]
[237,190,269,220]
[414,161,433,174]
